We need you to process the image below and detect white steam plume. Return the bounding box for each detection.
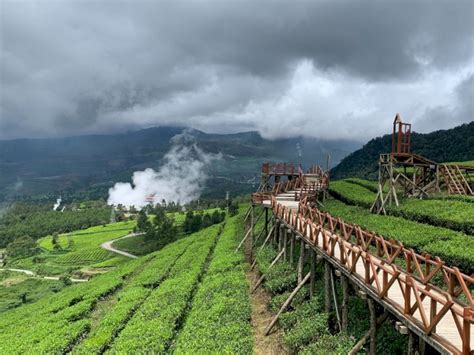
[107,131,220,208]
[53,197,62,211]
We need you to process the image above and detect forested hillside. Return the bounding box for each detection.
[331,121,474,179]
[0,127,359,202]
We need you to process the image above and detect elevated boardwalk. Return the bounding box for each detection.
[251,170,473,354]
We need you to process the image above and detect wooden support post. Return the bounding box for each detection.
[298,239,304,283]
[235,228,252,252]
[310,250,316,299]
[283,229,288,261]
[341,275,349,331]
[252,249,285,293]
[265,208,268,239]
[419,337,426,355]
[331,268,342,331]
[368,297,377,355]
[253,224,267,247]
[278,226,283,251]
[273,220,278,245]
[289,231,295,266]
[251,225,276,270]
[264,272,311,335]
[408,332,416,355]
[250,205,254,261]
[324,261,332,314]
[349,312,389,355]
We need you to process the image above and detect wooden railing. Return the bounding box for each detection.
[262,163,297,175]
[270,196,473,354]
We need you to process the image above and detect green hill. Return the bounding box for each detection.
[331,121,474,180]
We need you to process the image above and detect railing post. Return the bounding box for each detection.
[290,231,295,266]
[430,299,437,334]
[463,307,471,355]
[404,277,412,315]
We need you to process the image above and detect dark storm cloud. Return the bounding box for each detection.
[0,0,473,140]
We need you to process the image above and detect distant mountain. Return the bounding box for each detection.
[331,121,474,180]
[0,127,360,202]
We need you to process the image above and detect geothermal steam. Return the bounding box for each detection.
[107,131,220,208]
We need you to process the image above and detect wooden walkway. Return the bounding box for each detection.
[259,189,473,355]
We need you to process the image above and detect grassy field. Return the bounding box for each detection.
[0,208,253,353]
[6,221,135,276]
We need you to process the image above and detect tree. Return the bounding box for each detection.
[19,292,28,304]
[67,237,75,250]
[183,211,195,233]
[201,213,212,228]
[136,210,151,233]
[144,209,177,250]
[52,232,61,251]
[6,236,39,258]
[228,201,239,216]
[211,210,225,224]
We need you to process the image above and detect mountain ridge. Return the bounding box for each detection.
[0,126,360,202]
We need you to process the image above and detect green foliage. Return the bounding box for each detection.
[330,179,474,235]
[278,295,321,328]
[329,180,375,208]
[268,286,309,313]
[109,225,221,353]
[0,278,66,312]
[391,199,474,235]
[283,312,329,350]
[0,206,251,354]
[136,210,151,233]
[0,256,144,353]
[183,209,225,234]
[345,177,378,193]
[6,236,39,258]
[0,202,111,248]
[323,199,474,272]
[228,200,239,216]
[300,333,355,355]
[73,238,193,354]
[264,261,298,295]
[174,211,253,353]
[143,207,178,251]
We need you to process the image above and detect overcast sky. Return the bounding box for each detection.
[0,0,473,141]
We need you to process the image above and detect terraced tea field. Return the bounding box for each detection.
[330,179,474,234]
[0,210,253,354]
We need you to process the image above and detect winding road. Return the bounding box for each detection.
[0,232,143,283]
[100,232,143,259]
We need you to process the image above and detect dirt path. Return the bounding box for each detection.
[0,268,88,282]
[100,232,143,259]
[244,228,287,355]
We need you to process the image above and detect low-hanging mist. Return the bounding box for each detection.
[107,131,220,208]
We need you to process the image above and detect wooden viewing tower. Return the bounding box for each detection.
[371,114,473,214]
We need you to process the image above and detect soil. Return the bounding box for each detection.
[244,223,287,355]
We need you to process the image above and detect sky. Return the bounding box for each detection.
[0,0,473,141]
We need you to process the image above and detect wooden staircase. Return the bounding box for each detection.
[441,164,473,195]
